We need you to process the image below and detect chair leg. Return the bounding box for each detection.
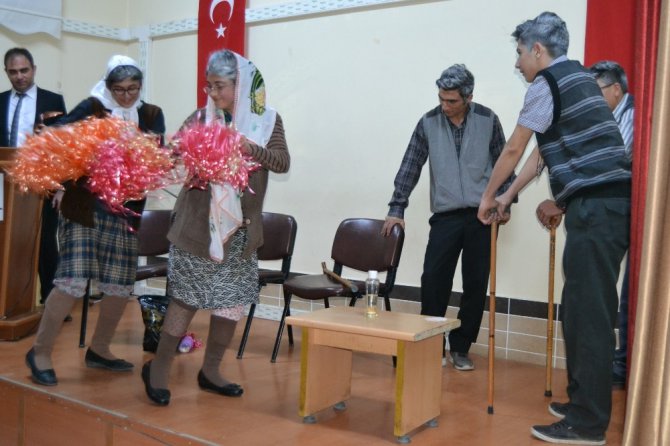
[324,297,330,308]
[78,280,91,348]
[236,303,256,359]
[271,293,293,363]
[287,306,294,346]
[382,294,395,366]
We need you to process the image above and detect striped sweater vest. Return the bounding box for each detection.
[535,60,631,205]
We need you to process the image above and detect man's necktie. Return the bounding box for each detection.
[9,93,25,147]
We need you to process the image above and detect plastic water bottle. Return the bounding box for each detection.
[365,270,380,318]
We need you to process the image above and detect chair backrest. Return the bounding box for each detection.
[136,209,172,257]
[331,218,405,276]
[257,212,298,281]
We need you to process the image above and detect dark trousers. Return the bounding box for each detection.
[420,208,491,353]
[613,258,629,378]
[562,195,630,435]
[38,200,59,303]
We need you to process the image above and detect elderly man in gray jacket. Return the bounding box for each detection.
[382,64,513,371]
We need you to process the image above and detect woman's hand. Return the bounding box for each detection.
[33,123,46,135]
[52,190,64,210]
[239,135,252,155]
[34,111,63,135]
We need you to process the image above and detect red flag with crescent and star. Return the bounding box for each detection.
[197,0,246,107]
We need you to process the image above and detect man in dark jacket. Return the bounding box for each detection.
[2,47,67,304]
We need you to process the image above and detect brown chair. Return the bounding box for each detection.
[237,212,297,359]
[78,209,173,347]
[270,218,404,362]
[133,209,172,282]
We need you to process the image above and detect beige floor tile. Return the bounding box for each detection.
[470,343,506,359]
[475,328,507,348]
[479,311,509,331]
[508,315,551,337]
[389,299,420,314]
[507,332,547,356]
[507,349,547,367]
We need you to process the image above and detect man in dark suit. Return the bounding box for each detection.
[2,47,67,304]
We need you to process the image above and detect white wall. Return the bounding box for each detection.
[244,0,586,303]
[0,0,595,304]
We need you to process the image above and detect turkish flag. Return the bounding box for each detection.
[197,0,246,107]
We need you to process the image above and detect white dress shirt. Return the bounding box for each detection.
[7,84,37,147]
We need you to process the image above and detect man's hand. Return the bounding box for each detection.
[497,205,511,225]
[495,191,514,225]
[381,216,405,236]
[478,196,499,225]
[536,200,563,229]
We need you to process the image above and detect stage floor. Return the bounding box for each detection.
[0,300,625,445]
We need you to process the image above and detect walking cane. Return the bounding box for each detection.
[545,226,557,397]
[488,221,498,415]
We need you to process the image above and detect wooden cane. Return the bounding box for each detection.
[321,262,359,294]
[545,226,557,397]
[487,221,498,414]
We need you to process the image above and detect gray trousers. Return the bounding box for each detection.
[561,195,630,435]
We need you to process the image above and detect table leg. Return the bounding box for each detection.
[298,328,353,418]
[394,335,442,438]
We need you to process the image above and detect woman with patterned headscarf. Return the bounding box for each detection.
[141,50,290,406]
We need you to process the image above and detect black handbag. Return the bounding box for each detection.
[137,294,170,352]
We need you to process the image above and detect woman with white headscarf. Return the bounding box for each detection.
[25,55,165,387]
[141,49,289,406]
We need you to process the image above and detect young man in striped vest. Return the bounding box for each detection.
[477,12,630,446]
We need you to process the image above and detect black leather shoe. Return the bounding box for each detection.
[25,348,57,386]
[85,348,133,371]
[142,361,170,406]
[197,370,243,397]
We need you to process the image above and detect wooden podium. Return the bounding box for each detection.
[0,147,42,340]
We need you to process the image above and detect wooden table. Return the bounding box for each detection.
[286,306,460,443]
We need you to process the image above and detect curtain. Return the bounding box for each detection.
[627,0,662,381]
[584,0,636,86]
[0,0,62,39]
[623,0,670,443]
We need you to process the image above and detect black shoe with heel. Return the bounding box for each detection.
[25,348,57,386]
[141,361,170,406]
[197,370,243,397]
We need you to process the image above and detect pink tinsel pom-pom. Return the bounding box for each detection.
[172,122,260,191]
[87,130,172,215]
